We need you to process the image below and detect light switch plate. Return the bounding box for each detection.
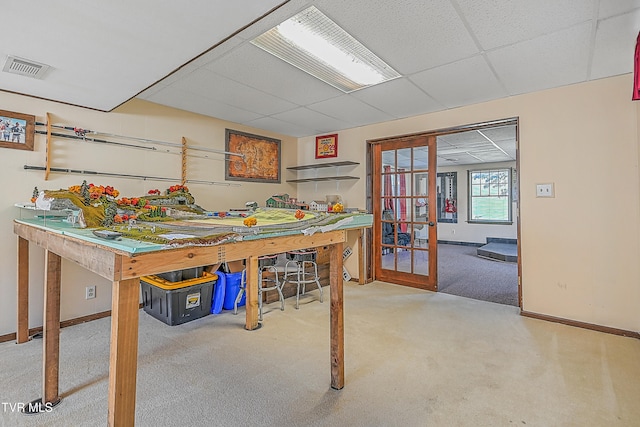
[536,183,554,198]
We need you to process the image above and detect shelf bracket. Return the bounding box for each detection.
[45,112,52,181]
[181,137,187,186]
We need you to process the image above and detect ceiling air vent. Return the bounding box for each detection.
[3,56,50,79]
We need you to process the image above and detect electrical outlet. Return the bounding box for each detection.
[85,285,96,300]
[536,183,554,198]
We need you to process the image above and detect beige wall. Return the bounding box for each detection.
[2,73,639,336]
[0,94,297,335]
[297,74,640,333]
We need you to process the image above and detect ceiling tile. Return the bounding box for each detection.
[245,116,319,138]
[137,84,167,100]
[171,69,297,115]
[435,124,516,166]
[598,0,640,19]
[233,0,313,41]
[459,0,595,50]
[351,78,444,118]
[270,107,353,135]
[157,37,245,87]
[308,95,394,127]
[0,0,287,110]
[479,125,517,143]
[204,43,342,105]
[146,86,262,124]
[590,10,640,80]
[496,142,517,159]
[318,0,478,74]
[411,55,508,108]
[486,23,592,95]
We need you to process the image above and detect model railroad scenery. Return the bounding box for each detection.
[27,182,366,247]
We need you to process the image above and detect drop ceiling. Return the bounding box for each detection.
[1,0,638,147]
[385,123,517,169]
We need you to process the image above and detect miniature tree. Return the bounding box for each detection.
[102,202,118,227]
[243,217,257,227]
[80,180,90,205]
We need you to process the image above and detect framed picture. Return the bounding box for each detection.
[315,134,338,159]
[225,129,281,183]
[0,109,35,151]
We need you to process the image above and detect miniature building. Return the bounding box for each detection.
[266,193,309,210]
[309,200,328,211]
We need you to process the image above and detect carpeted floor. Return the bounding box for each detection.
[437,243,518,306]
[1,281,639,426]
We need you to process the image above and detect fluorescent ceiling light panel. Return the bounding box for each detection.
[251,6,400,92]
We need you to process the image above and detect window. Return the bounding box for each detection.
[468,168,512,223]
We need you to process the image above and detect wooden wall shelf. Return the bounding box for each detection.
[286,161,359,183]
[287,176,359,183]
[287,161,359,171]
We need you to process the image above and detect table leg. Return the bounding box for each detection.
[330,242,344,390]
[108,278,140,426]
[245,256,259,330]
[22,250,62,415]
[43,250,62,404]
[17,237,29,344]
[358,228,366,285]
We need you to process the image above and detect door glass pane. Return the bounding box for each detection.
[413,250,429,276]
[381,209,395,248]
[413,226,428,248]
[397,250,411,273]
[382,150,395,169]
[396,168,410,230]
[397,148,411,170]
[381,249,395,270]
[413,146,429,171]
[382,161,395,212]
[414,172,429,223]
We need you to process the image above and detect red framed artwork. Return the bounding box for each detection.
[315,134,338,159]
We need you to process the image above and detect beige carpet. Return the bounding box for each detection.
[1,281,639,426]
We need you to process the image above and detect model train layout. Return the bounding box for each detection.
[19,181,369,250]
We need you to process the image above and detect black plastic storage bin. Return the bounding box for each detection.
[156,266,204,282]
[141,272,216,326]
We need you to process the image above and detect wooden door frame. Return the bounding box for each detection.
[366,117,522,307]
[369,136,438,290]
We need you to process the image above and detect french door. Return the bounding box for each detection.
[372,135,437,290]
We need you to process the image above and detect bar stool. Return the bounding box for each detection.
[283,249,323,309]
[234,254,284,321]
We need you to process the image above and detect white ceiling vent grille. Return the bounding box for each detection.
[3,56,50,79]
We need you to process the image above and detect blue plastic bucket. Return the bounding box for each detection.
[222,271,245,310]
[210,274,225,314]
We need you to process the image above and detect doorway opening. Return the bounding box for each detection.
[368,118,520,307]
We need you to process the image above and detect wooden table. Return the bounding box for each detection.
[14,218,358,425]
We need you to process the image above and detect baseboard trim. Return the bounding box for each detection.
[437,240,483,247]
[4,306,635,343]
[0,304,144,344]
[521,310,640,339]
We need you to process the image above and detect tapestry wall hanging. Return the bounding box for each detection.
[225,129,281,183]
